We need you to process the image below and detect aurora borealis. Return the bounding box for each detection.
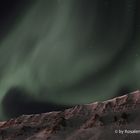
[0,0,140,120]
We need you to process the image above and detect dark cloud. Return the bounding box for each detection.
[2,87,73,119]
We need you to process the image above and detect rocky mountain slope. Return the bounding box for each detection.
[0,90,140,140]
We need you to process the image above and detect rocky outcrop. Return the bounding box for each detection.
[0,90,140,140]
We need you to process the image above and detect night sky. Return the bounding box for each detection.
[0,0,140,120]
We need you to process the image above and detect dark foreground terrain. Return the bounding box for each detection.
[0,90,140,140]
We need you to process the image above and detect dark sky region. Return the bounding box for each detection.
[0,0,140,120]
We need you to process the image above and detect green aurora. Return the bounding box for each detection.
[0,0,140,119]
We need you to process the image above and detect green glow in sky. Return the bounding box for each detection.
[0,0,140,119]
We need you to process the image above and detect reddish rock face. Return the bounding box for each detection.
[0,90,140,140]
